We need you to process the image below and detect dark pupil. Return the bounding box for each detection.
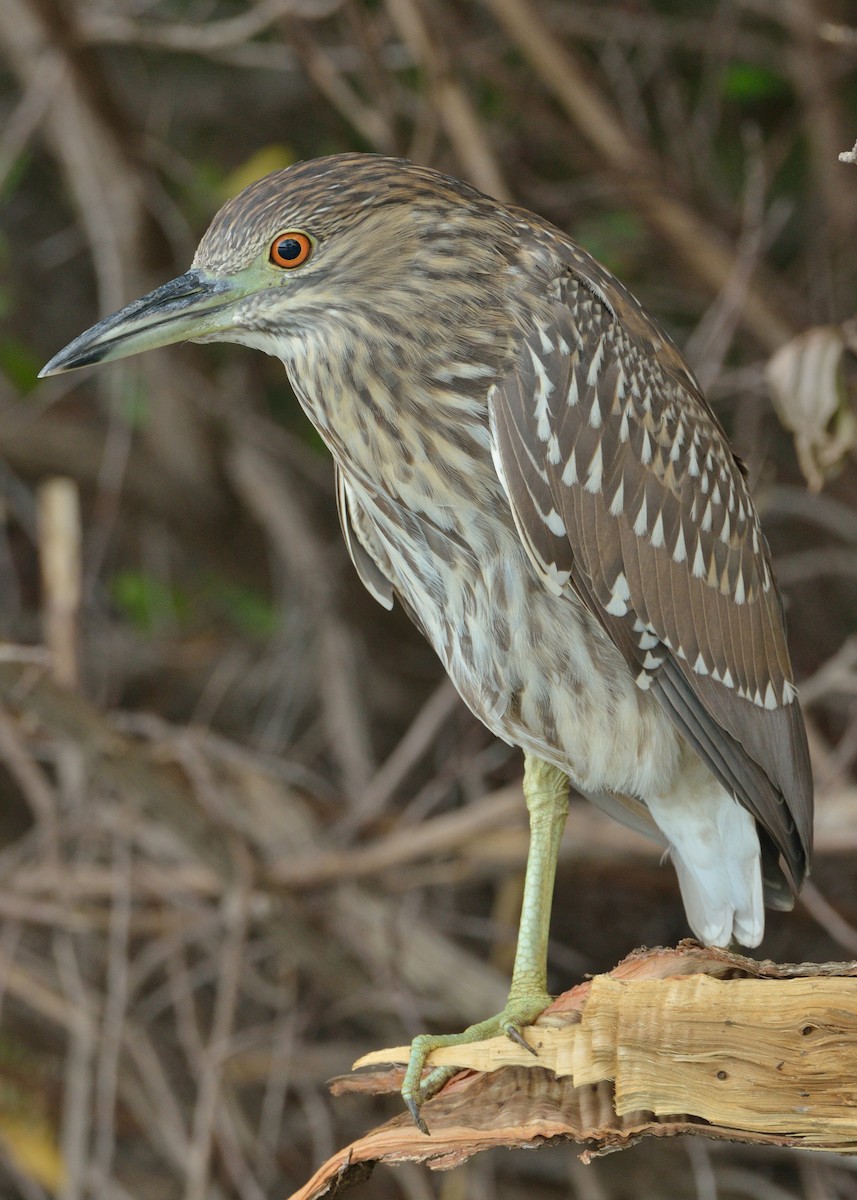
[276,238,302,261]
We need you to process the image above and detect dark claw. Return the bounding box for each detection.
[405,1094,431,1136]
[506,1025,538,1056]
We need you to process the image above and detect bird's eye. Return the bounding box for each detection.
[269,231,313,269]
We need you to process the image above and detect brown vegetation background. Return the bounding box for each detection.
[0,0,856,1197]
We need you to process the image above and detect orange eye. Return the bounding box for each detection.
[269,231,313,269]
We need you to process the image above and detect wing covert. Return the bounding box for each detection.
[488,253,812,884]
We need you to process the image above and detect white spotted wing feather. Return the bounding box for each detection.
[489,246,812,897]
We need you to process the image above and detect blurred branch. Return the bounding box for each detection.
[0,51,63,194]
[0,0,221,519]
[0,659,236,879]
[227,440,376,807]
[481,0,799,348]
[762,485,857,544]
[683,128,768,390]
[290,22,398,153]
[37,477,81,691]
[386,0,510,199]
[798,636,857,707]
[80,0,339,55]
[0,710,58,860]
[799,880,857,956]
[340,679,461,834]
[786,0,853,234]
[822,23,857,50]
[773,546,857,587]
[184,850,252,1200]
[0,0,164,308]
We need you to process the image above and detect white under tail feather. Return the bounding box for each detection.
[646,758,765,948]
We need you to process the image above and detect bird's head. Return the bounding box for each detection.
[40,154,519,378]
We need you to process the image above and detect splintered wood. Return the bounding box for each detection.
[288,946,857,1200]
[573,973,857,1137]
[355,953,857,1146]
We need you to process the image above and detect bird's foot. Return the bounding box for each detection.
[401,991,551,1134]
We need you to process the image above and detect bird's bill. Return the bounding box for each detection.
[39,269,245,377]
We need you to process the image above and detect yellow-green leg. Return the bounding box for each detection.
[401,755,570,1132]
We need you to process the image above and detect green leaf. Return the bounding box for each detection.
[0,337,42,394]
[220,145,298,201]
[722,63,789,102]
[0,150,31,205]
[207,578,279,639]
[117,372,150,429]
[111,570,187,633]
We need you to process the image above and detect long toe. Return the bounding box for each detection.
[401,992,552,1131]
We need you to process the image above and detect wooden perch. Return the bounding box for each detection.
[289,944,857,1199]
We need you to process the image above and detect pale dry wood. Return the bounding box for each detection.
[279,948,857,1200]
[576,974,857,1138]
[355,971,857,1149]
[37,477,81,691]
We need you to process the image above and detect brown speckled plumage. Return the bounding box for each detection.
[44,154,813,948]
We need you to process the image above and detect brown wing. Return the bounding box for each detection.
[488,248,812,894]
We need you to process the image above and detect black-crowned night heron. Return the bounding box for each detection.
[42,153,813,1129]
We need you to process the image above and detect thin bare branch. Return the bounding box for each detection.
[481,0,798,348]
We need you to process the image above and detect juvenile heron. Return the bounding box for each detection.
[42,153,813,1128]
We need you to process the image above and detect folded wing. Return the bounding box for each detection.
[488,242,812,898]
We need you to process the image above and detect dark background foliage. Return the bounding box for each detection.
[0,0,856,1196]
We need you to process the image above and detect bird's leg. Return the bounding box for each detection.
[507,755,571,1007]
[401,755,570,1132]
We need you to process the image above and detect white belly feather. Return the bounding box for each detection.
[344,478,764,948]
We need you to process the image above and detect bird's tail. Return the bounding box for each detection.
[646,755,764,948]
